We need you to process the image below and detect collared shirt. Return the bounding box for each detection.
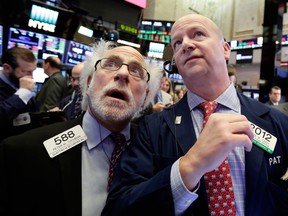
[0,72,34,104]
[81,111,130,216]
[171,84,245,216]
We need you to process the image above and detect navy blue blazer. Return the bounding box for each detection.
[0,78,39,141]
[103,93,288,216]
[0,117,83,216]
[0,114,139,216]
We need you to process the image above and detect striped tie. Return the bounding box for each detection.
[107,132,126,190]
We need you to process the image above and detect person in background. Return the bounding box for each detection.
[153,76,173,112]
[36,56,67,112]
[102,14,288,216]
[161,76,174,100]
[227,64,242,93]
[265,85,281,105]
[174,88,185,103]
[51,62,85,120]
[0,47,39,142]
[0,41,162,216]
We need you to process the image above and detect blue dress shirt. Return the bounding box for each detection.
[171,84,245,216]
[81,111,130,216]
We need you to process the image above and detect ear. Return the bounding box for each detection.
[2,63,12,73]
[141,89,150,109]
[86,75,92,94]
[223,42,231,60]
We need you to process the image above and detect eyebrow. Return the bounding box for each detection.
[106,55,144,67]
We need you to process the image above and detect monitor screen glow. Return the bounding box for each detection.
[0,25,3,56]
[65,41,93,66]
[124,0,147,8]
[147,42,165,59]
[8,27,66,62]
[33,67,48,83]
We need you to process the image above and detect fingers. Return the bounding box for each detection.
[19,76,36,91]
[179,113,255,189]
[195,113,253,164]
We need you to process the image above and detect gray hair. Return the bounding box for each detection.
[80,41,163,117]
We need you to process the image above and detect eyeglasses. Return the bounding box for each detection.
[95,58,150,82]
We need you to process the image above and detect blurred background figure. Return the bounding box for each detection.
[174,88,185,103]
[160,76,174,101]
[227,64,242,93]
[57,62,85,120]
[153,76,173,112]
[265,85,281,105]
[0,47,39,142]
[35,56,68,112]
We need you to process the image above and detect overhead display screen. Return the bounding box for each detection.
[65,41,93,66]
[0,25,3,56]
[7,27,66,61]
[138,20,174,44]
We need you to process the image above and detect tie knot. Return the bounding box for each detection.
[110,132,126,147]
[198,101,218,127]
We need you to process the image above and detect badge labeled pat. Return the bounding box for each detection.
[250,122,277,154]
[44,125,87,158]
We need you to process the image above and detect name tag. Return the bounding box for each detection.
[250,122,277,154]
[13,112,31,126]
[43,125,87,158]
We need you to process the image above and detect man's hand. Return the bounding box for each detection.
[19,76,35,91]
[179,113,254,190]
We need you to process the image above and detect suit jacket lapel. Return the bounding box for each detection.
[58,117,83,215]
[239,94,272,215]
[164,95,197,155]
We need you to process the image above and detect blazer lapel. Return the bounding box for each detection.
[164,95,197,155]
[239,94,272,215]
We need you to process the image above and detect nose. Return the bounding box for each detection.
[182,37,195,52]
[114,64,130,82]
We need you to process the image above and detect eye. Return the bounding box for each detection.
[129,64,144,77]
[193,31,205,38]
[103,59,119,69]
[173,40,182,50]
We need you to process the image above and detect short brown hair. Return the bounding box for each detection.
[1,47,36,69]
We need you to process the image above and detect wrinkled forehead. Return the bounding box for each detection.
[103,46,146,65]
[171,14,221,38]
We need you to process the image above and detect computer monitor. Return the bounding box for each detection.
[7,27,41,58]
[37,34,66,62]
[147,41,165,59]
[0,25,3,56]
[32,67,48,83]
[138,19,173,44]
[65,40,93,66]
[7,27,66,62]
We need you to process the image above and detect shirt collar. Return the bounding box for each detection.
[0,72,18,90]
[187,83,240,113]
[82,111,131,150]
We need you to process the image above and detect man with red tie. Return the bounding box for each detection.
[103,14,288,216]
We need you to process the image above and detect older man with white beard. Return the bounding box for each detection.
[0,41,163,216]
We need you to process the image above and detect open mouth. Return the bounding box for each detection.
[107,89,128,101]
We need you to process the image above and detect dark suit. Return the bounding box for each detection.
[59,90,83,120]
[0,114,139,216]
[0,117,83,216]
[36,72,67,112]
[0,78,39,141]
[276,102,288,115]
[265,100,274,106]
[103,93,288,216]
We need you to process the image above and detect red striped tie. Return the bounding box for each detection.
[198,101,236,216]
